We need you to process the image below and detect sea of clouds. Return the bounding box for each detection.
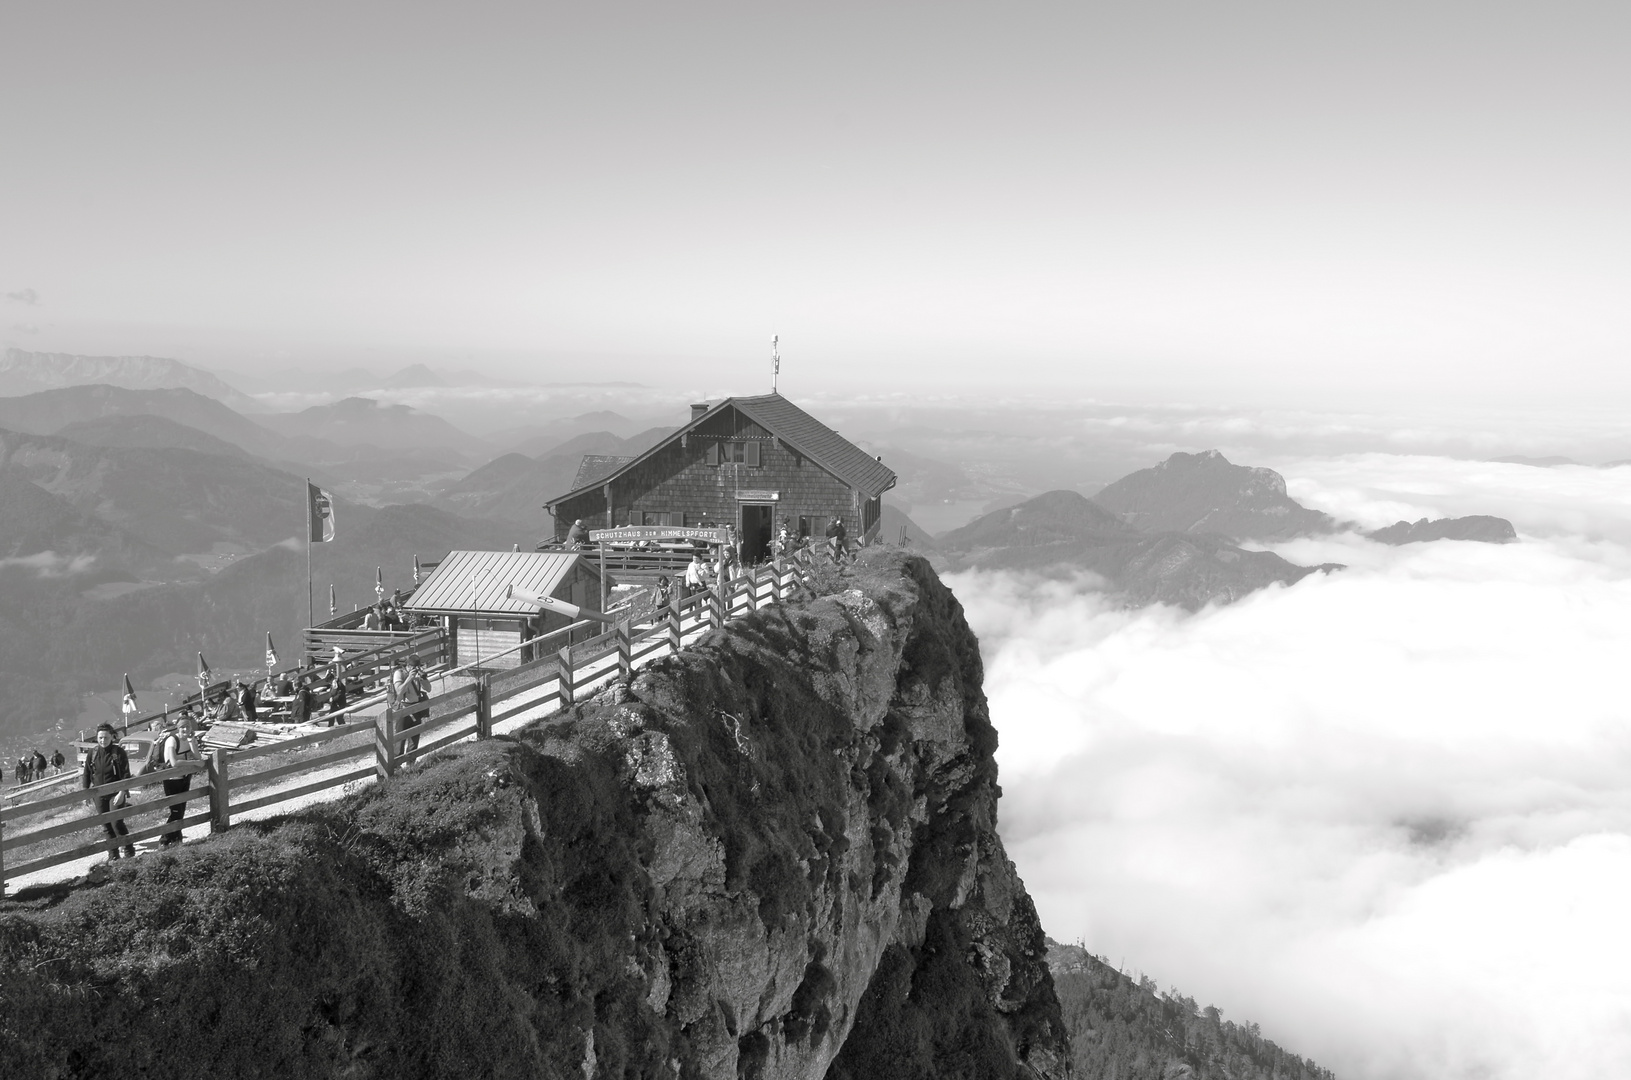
[955,456,1631,1080]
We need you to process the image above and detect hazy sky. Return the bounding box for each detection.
[2,2,1628,405]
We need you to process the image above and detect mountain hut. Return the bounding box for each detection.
[545,393,897,563]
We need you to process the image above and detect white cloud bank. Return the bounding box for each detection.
[953,455,1631,1080]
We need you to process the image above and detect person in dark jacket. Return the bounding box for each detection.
[235,677,257,723]
[566,518,590,547]
[156,715,196,847]
[322,670,349,727]
[290,675,315,725]
[82,723,134,860]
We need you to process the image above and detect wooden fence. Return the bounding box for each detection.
[1,557,819,896]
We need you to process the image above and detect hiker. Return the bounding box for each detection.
[15,757,28,785]
[235,677,257,723]
[32,749,48,780]
[362,605,383,631]
[825,517,847,562]
[82,723,134,861]
[290,675,315,725]
[155,714,197,847]
[772,522,791,559]
[566,518,590,547]
[213,688,242,724]
[52,748,65,774]
[654,575,672,610]
[684,553,706,598]
[393,657,431,757]
[321,669,349,726]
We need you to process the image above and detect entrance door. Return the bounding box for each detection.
[740,504,773,563]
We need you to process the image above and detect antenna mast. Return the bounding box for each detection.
[772,335,780,393]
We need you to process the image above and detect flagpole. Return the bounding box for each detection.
[305,477,313,628]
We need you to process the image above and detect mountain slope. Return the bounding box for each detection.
[937,489,1335,610]
[0,384,295,460]
[433,428,675,530]
[0,427,310,556]
[258,396,487,456]
[1048,941,1333,1080]
[0,348,262,412]
[53,414,253,458]
[1092,450,1336,541]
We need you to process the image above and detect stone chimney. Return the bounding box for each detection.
[690,403,709,421]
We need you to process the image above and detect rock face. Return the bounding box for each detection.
[0,552,1069,1080]
[1367,515,1518,545]
[1091,450,1336,541]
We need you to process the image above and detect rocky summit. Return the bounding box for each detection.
[1091,450,1336,541]
[0,552,1069,1080]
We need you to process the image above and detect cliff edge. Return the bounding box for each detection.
[0,552,1069,1080]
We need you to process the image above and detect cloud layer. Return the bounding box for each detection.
[955,455,1631,1079]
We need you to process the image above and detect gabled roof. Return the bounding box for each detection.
[404,550,597,614]
[547,393,897,507]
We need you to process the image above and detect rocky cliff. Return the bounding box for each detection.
[0,552,1069,1080]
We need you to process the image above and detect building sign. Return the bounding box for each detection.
[734,490,780,502]
[589,525,733,543]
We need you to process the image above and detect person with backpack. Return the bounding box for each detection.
[153,715,197,847]
[82,723,134,860]
[52,748,65,774]
[31,749,47,781]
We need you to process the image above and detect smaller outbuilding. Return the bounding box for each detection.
[404,549,604,669]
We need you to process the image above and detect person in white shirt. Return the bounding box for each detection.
[684,553,706,597]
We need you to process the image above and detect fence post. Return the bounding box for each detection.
[208,749,231,833]
[1,815,7,899]
[375,709,397,782]
[746,566,759,612]
[617,618,632,680]
[475,674,492,739]
[709,589,724,629]
[669,603,682,654]
[558,646,575,707]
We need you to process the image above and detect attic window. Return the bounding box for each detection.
[710,441,761,466]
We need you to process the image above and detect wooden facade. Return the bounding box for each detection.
[547,394,897,562]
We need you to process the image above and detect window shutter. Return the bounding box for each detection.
[706,442,720,466]
[745,441,761,467]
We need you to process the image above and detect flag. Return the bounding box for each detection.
[413,553,421,585]
[197,651,212,689]
[265,632,278,670]
[375,566,385,600]
[329,583,337,616]
[307,481,336,543]
[122,674,138,716]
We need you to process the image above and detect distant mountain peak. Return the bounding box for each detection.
[1092,450,1328,541]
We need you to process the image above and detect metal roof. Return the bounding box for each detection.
[547,393,897,507]
[404,550,594,614]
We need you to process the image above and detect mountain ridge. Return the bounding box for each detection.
[0,348,263,413]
